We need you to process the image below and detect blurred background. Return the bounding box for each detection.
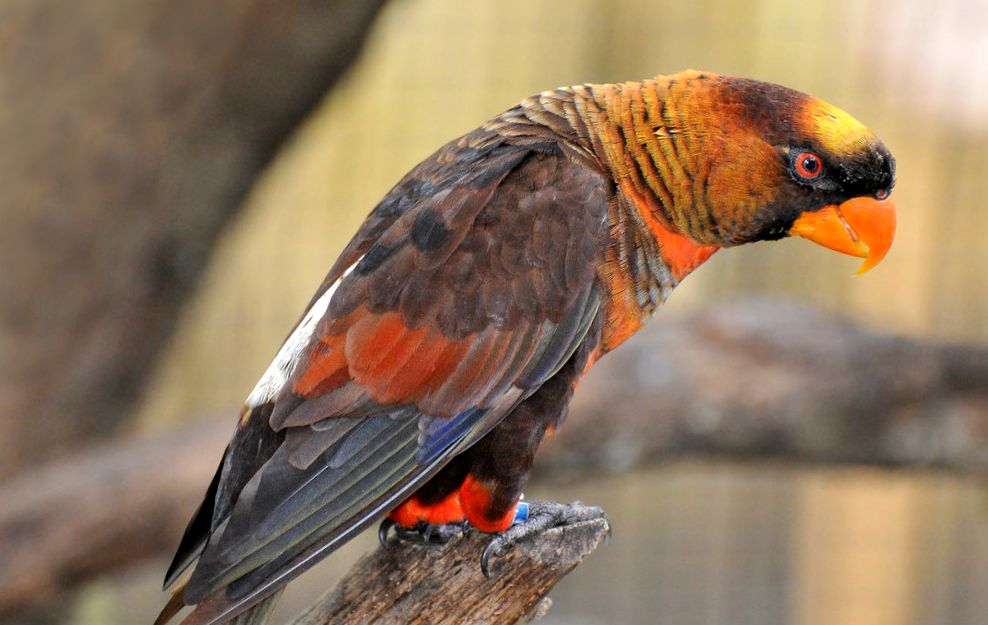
[2,0,987,624]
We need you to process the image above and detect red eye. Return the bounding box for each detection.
[794,152,822,179]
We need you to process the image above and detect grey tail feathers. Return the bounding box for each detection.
[229,589,284,625]
[153,583,284,625]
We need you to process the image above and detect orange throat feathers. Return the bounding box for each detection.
[652,221,719,281]
[601,200,718,351]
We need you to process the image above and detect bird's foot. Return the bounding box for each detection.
[480,500,607,578]
[378,517,470,548]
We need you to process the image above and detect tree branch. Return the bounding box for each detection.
[0,420,230,619]
[539,298,988,479]
[287,515,610,625]
[2,299,985,618]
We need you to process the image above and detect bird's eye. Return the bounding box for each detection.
[875,188,890,200]
[793,151,823,180]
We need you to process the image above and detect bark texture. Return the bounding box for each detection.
[287,515,609,625]
[0,0,388,478]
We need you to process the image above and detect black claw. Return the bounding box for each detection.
[480,540,500,578]
[378,518,396,549]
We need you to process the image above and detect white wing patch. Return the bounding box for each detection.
[245,263,357,408]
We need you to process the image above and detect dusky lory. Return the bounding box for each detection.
[157,70,896,625]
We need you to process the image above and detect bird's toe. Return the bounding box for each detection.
[480,500,607,577]
[380,519,469,548]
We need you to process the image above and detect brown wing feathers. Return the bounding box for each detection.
[167,139,612,625]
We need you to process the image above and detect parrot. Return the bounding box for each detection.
[156,70,896,625]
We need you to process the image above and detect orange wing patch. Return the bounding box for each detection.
[293,309,520,415]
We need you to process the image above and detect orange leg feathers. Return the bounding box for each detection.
[388,490,465,528]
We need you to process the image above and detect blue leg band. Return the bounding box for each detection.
[512,501,529,525]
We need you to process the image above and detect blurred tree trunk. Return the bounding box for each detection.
[0,0,388,478]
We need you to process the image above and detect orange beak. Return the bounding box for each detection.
[788,196,896,275]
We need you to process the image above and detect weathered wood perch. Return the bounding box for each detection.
[286,512,610,625]
[2,299,986,618]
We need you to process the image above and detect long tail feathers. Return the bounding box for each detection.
[154,582,284,625]
[229,590,284,625]
[153,583,188,625]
